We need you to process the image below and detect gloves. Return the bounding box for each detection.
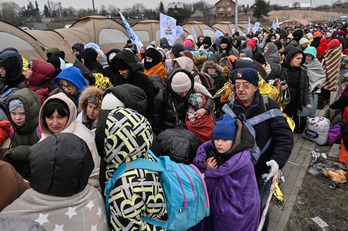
[261,160,279,182]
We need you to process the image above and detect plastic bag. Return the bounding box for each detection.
[328,124,342,145]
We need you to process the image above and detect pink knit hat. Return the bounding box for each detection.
[171,72,192,94]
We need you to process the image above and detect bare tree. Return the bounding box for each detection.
[0,2,21,24]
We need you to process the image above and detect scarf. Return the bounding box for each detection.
[144,62,167,82]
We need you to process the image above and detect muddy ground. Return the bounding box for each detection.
[285,159,348,231]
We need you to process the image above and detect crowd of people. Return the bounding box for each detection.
[0,19,346,231]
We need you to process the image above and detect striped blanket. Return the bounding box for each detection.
[322,44,342,91]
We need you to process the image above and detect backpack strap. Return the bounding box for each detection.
[105,151,163,216]
[247,109,283,126]
[222,104,237,118]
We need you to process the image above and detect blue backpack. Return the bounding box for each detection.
[222,101,283,165]
[105,150,210,231]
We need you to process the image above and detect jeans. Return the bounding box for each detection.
[257,175,273,231]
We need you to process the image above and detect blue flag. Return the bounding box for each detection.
[119,10,143,53]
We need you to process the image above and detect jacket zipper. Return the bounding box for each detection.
[173,170,187,208]
[189,165,210,209]
[179,164,196,202]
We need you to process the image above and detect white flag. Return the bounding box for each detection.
[191,28,198,43]
[248,17,251,33]
[275,17,279,29]
[160,13,177,46]
[253,22,260,34]
[119,11,143,53]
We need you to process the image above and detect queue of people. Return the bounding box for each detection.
[0,19,347,231]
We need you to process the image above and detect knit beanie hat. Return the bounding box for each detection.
[8,99,24,112]
[299,38,309,45]
[203,36,212,47]
[247,39,255,49]
[314,31,322,38]
[339,30,346,37]
[188,93,206,110]
[101,93,125,110]
[171,43,185,58]
[46,47,60,58]
[171,72,192,94]
[234,68,259,87]
[221,37,230,45]
[213,114,237,141]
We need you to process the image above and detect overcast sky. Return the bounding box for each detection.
[12,0,334,10]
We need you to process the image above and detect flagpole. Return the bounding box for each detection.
[235,0,238,31]
[308,0,312,24]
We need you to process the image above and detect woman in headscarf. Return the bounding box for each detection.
[263,42,282,82]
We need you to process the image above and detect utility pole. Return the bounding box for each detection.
[235,0,238,31]
[308,0,312,24]
[330,0,333,19]
[92,0,95,14]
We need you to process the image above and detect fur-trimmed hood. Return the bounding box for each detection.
[201,60,223,73]
[78,86,104,127]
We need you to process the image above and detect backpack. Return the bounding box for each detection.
[222,97,283,165]
[105,150,210,231]
[194,72,216,95]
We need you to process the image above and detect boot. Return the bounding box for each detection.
[295,116,306,134]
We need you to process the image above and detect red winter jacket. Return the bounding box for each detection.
[316,37,328,61]
[24,60,55,104]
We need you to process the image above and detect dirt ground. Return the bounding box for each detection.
[285,157,348,231]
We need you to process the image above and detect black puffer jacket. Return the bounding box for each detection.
[110,50,154,117]
[29,133,94,197]
[280,46,310,110]
[231,91,294,176]
[152,68,215,134]
[156,128,200,164]
[103,84,147,116]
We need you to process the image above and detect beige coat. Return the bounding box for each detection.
[39,93,100,190]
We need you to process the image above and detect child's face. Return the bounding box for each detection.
[214,139,233,154]
[305,54,313,63]
[187,105,196,113]
[10,107,26,127]
[207,68,217,75]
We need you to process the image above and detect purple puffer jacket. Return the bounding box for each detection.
[193,141,260,231]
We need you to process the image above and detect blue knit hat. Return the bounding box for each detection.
[234,68,259,87]
[213,115,237,141]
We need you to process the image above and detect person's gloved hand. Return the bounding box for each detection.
[261,160,279,182]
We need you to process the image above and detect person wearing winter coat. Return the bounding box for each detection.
[54,66,88,106]
[152,69,215,134]
[80,48,106,76]
[303,46,326,117]
[100,84,148,119]
[0,133,109,231]
[230,68,293,230]
[39,93,100,190]
[193,114,260,231]
[24,60,56,104]
[3,88,41,179]
[201,61,227,91]
[95,107,167,230]
[0,52,26,94]
[263,42,282,82]
[0,160,30,212]
[109,49,154,117]
[185,93,214,143]
[72,42,84,61]
[316,37,329,62]
[321,39,342,104]
[144,47,167,82]
[77,86,103,135]
[280,46,311,133]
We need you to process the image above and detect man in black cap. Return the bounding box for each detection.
[124,39,138,55]
[230,68,293,231]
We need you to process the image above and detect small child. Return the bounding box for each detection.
[193,114,260,231]
[185,93,214,143]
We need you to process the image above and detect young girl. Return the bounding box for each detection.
[193,114,260,231]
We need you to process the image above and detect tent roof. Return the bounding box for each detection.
[0,20,47,61]
[182,21,217,39]
[212,21,248,36]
